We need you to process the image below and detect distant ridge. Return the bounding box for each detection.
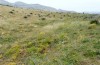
[0,0,74,12]
[0,0,11,5]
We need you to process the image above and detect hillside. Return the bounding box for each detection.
[0,0,66,12]
[0,5,100,65]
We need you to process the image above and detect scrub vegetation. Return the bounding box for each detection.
[0,5,100,65]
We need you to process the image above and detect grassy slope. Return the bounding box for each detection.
[0,5,100,65]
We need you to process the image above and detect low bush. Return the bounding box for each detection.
[24,16,28,19]
[90,20,99,24]
[88,24,96,29]
[41,18,46,20]
[30,13,33,14]
[9,11,14,14]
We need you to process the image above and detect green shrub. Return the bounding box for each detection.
[94,41,100,49]
[88,24,96,29]
[4,44,20,58]
[24,16,28,19]
[9,11,14,14]
[90,20,99,24]
[26,46,37,54]
[30,13,33,14]
[41,18,46,20]
[83,50,98,57]
[82,38,90,43]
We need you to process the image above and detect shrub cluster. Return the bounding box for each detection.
[90,20,99,24]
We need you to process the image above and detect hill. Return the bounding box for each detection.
[0,5,100,65]
[0,0,68,12]
[0,0,10,5]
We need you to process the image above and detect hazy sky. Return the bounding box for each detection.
[6,0,100,12]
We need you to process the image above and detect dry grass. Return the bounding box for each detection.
[0,5,100,65]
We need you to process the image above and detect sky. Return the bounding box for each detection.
[6,0,100,12]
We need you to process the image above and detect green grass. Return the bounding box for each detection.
[0,5,100,65]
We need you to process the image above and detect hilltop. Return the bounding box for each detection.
[0,5,100,65]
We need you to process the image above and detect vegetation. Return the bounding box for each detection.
[90,19,100,24]
[0,5,100,65]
